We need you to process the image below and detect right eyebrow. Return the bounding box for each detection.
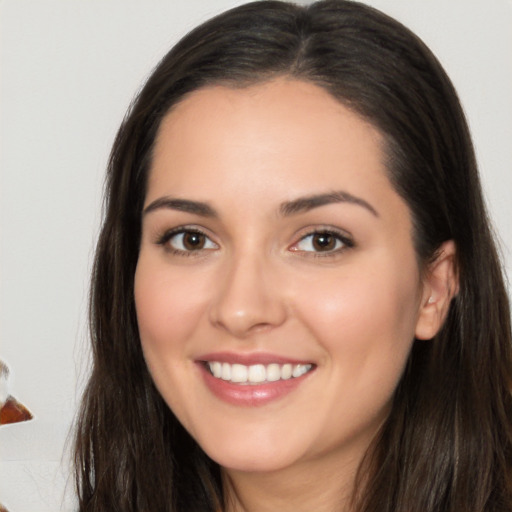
[143,197,218,218]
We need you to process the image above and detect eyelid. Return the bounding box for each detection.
[154,224,353,257]
[288,226,354,256]
[155,225,219,254]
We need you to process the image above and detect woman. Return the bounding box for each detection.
[74,1,512,510]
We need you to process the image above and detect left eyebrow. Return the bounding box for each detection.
[279,190,379,217]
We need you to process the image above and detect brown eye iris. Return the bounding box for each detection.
[312,233,336,251]
[183,232,205,250]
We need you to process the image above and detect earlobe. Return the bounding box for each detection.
[415,240,458,340]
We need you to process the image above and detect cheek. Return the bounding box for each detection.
[291,262,420,438]
[133,258,212,427]
[134,257,208,358]
[294,259,420,372]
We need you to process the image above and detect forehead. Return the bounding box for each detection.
[149,79,391,202]
[155,79,383,154]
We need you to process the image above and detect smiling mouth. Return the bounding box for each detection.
[204,361,314,385]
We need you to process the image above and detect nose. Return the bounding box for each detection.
[208,252,287,338]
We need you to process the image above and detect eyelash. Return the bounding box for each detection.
[156,227,218,257]
[289,228,354,258]
[155,227,354,257]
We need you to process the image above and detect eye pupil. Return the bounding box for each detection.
[183,232,205,250]
[313,233,335,251]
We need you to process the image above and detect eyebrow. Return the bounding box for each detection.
[280,190,379,217]
[143,197,218,217]
[143,190,378,219]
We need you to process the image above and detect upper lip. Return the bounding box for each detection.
[196,351,314,366]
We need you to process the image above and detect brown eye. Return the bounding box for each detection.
[292,230,352,255]
[182,232,206,250]
[312,233,336,251]
[166,230,218,252]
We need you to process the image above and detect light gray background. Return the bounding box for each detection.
[1,1,511,510]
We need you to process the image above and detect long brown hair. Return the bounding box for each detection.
[74,1,512,510]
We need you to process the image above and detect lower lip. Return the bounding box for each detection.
[197,363,313,406]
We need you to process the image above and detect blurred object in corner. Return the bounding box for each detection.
[0,359,33,425]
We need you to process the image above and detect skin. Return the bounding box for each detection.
[134,79,456,511]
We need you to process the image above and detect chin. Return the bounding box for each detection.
[196,429,308,474]
[211,450,295,474]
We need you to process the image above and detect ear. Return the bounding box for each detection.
[415,240,459,340]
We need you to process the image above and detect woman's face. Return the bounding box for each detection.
[135,79,431,475]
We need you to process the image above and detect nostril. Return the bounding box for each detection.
[208,283,288,338]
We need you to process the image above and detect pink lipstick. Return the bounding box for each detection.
[196,352,315,406]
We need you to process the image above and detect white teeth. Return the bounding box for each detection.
[281,363,292,380]
[266,363,281,382]
[221,362,231,381]
[206,361,313,384]
[211,361,222,378]
[248,364,266,383]
[231,364,248,383]
[292,364,310,378]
